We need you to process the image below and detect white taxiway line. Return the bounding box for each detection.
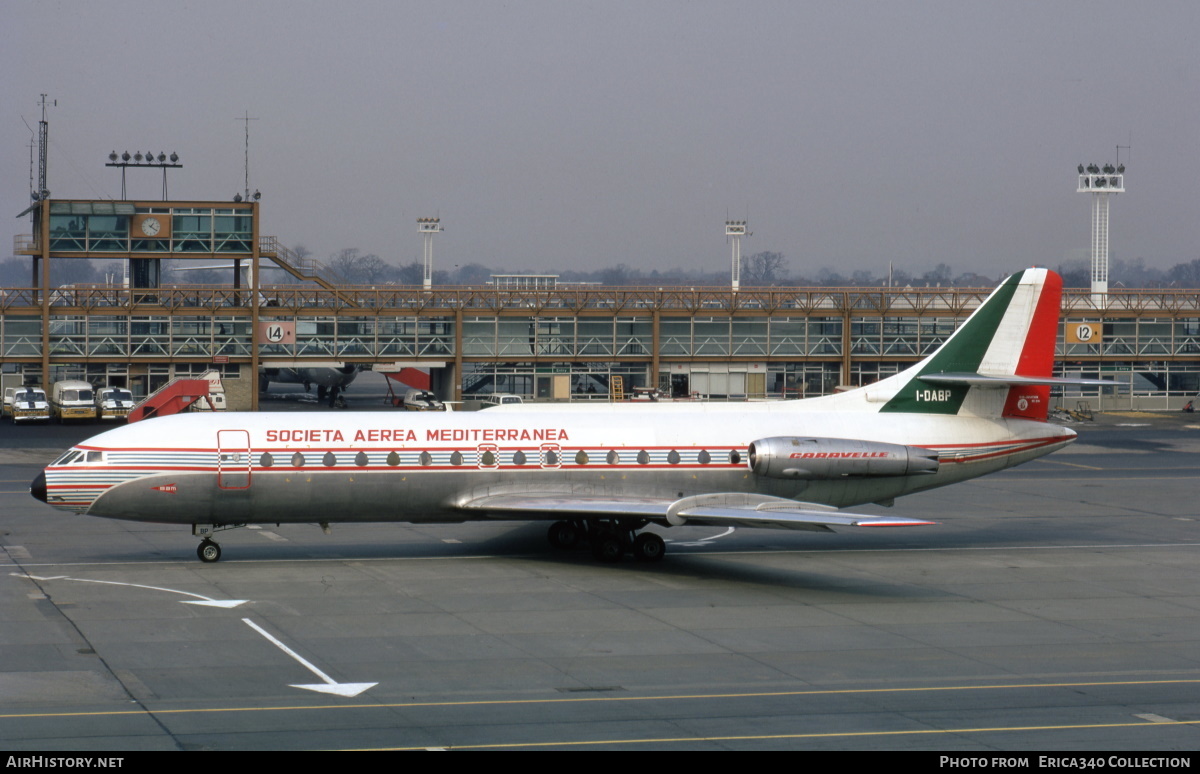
[241,617,377,697]
[12,573,248,608]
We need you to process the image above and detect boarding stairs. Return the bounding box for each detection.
[127,377,219,422]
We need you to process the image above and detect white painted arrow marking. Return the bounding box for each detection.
[667,526,737,547]
[11,573,248,608]
[241,618,376,697]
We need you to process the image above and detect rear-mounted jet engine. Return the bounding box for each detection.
[748,437,939,479]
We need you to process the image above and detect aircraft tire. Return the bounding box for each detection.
[547,521,580,550]
[632,532,665,562]
[591,534,623,563]
[197,539,221,563]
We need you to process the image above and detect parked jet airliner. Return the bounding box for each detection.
[32,269,1094,564]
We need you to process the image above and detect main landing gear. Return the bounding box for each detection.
[547,519,666,563]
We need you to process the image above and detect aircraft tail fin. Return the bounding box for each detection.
[876,268,1062,420]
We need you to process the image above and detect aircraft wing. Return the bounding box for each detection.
[459,493,934,532]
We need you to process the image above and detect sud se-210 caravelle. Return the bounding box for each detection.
[32,268,1096,564]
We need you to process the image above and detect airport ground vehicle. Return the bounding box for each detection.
[50,380,97,422]
[96,386,135,421]
[479,393,524,408]
[3,386,50,423]
[403,389,447,411]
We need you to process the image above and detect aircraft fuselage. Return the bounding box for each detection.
[34,405,1073,527]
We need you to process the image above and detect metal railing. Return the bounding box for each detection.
[5,284,1200,315]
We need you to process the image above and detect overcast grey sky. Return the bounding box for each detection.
[3,0,1197,280]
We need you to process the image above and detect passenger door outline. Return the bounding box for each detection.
[217,429,252,489]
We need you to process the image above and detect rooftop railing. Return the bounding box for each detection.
[4,284,1199,314]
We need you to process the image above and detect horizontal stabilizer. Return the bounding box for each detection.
[459,492,935,532]
[919,372,1113,389]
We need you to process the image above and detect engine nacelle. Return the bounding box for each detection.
[747,436,939,480]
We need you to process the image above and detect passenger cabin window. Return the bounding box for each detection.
[291,452,305,467]
[355,452,369,467]
[637,450,650,465]
[260,452,274,467]
[512,450,527,466]
[698,450,711,465]
[607,450,620,465]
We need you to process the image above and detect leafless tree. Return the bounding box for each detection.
[741,251,789,285]
[328,248,395,284]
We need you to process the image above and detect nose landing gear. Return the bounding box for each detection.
[192,523,245,563]
[197,539,221,563]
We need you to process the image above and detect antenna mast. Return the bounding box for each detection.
[237,111,259,201]
[36,93,54,201]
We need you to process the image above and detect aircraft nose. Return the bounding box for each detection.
[30,471,47,503]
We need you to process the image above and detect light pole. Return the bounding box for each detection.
[1076,162,1125,305]
[726,220,748,291]
[418,217,443,290]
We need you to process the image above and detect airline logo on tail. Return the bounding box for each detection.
[880,268,1062,419]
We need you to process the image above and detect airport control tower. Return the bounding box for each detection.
[1077,162,1125,305]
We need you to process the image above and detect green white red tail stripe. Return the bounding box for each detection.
[880,268,1061,419]
[1001,270,1061,420]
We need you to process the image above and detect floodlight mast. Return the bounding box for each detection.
[418,217,443,289]
[106,150,181,200]
[1076,162,1125,305]
[726,220,748,291]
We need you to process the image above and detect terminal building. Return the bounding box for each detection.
[6,195,1200,411]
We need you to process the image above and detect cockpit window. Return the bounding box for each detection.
[52,450,80,465]
[51,446,105,465]
[52,450,105,465]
